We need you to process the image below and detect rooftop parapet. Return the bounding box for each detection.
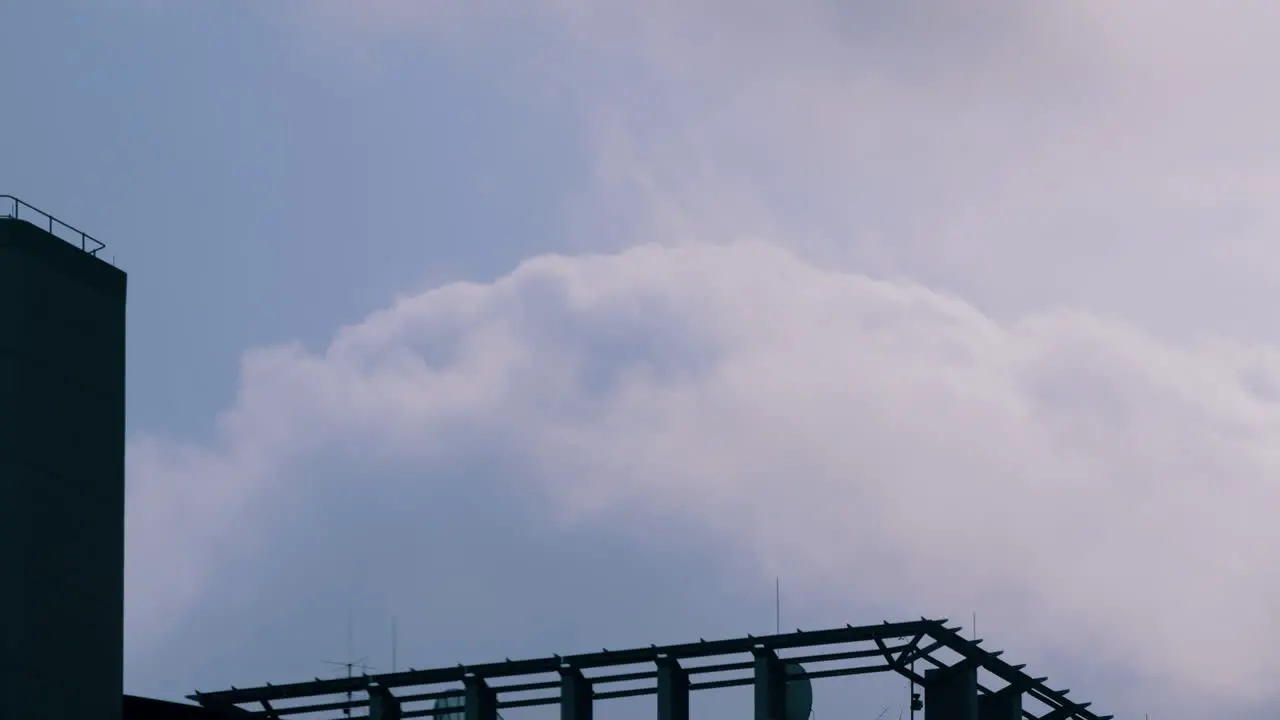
[1,194,107,257]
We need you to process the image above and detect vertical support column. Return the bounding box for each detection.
[924,664,978,720]
[753,648,787,720]
[465,676,498,720]
[656,657,690,720]
[977,688,1021,720]
[561,666,593,720]
[369,685,403,720]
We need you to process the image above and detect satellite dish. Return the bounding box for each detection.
[786,663,813,720]
[434,693,505,720]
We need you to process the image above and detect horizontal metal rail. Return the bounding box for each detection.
[190,618,1112,720]
[0,194,106,256]
[192,620,939,707]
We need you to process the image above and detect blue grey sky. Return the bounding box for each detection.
[6,3,1280,720]
[3,0,586,437]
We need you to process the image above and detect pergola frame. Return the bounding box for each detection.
[189,618,1112,720]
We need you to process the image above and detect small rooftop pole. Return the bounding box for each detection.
[775,578,780,634]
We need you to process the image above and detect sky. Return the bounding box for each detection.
[3,1,1280,718]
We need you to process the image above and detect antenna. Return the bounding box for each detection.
[775,577,780,635]
[320,657,372,718]
[972,612,976,641]
[322,610,375,718]
[392,616,398,673]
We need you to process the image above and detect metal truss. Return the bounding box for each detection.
[190,618,1111,720]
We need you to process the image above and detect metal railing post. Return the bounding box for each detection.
[0,194,107,258]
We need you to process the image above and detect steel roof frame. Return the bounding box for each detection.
[190,618,1111,720]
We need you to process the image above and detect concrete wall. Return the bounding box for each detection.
[0,218,127,719]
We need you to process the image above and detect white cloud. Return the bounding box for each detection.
[129,241,1280,711]
[126,1,1280,714]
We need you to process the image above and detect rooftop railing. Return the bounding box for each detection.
[0,194,106,257]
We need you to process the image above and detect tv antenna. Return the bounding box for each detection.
[321,609,375,717]
[320,657,374,718]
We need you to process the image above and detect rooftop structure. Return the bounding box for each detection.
[191,619,1111,720]
[1,194,107,257]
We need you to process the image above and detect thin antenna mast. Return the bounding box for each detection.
[345,608,354,719]
[322,609,373,718]
[392,616,398,673]
[319,658,360,718]
[775,577,780,635]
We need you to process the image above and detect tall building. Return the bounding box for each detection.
[0,206,127,719]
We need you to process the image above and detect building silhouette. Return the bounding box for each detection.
[0,198,228,719]
[1,199,126,720]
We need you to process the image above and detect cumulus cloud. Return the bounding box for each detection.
[129,241,1280,710]
[126,1,1280,716]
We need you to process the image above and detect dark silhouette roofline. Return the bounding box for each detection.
[190,619,1111,720]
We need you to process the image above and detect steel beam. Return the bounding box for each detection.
[369,685,402,720]
[560,667,593,720]
[465,676,497,720]
[656,658,689,720]
[185,620,1108,720]
[753,647,787,720]
[924,664,977,720]
[190,620,943,706]
[977,687,1020,720]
